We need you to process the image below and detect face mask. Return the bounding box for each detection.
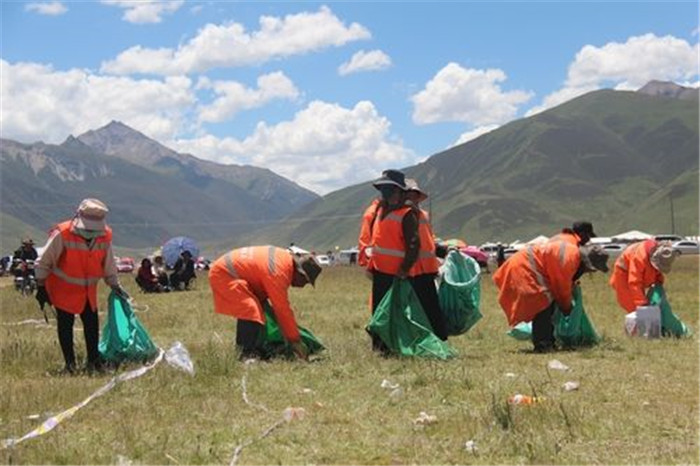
[74,228,104,240]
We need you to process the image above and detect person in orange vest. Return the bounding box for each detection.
[209,246,322,360]
[493,241,609,352]
[550,221,597,246]
[357,197,381,268]
[35,198,129,374]
[609,240,677,313]
[404,178,448,340]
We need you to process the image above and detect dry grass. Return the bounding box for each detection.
[0,256,698,465]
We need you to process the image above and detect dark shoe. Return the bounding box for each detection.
[533,343,555,353]
[86,359,107,375]
[62,363,77,375]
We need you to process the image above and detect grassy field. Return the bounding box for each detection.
[0,256,698,465]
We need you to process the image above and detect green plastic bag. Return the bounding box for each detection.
[99,291,158,363]
[647,285,691,338]
[367,279,456,359]
[507,322,532,341]
[552,285,600,347]
[507,286,600,347]
[438,251,482,335]
[259,302,325,357]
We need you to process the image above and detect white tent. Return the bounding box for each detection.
[288,245,310,255]
[611,230,653,243]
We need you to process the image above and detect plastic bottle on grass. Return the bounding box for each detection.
[507,394,545,405]
[165,341,195,375]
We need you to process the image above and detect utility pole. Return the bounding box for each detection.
[669,193,676,234]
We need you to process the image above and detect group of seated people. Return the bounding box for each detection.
[136,250,196,293]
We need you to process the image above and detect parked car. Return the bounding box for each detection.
[655,234,684,243]
[115,257,135,273]
[600,243,627,258]
[460,246,489,268]
[672,240,699,255]
[315,254,331,266]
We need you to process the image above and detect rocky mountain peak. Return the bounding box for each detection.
[637,80,699,101]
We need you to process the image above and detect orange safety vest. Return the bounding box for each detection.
[368,205,411,274]
[209,246,301,342]
[358,199,381,267]
[493,239,580,326]
[609,239,663,313]
[45,221,112,314]
[549,231,581,246]
[408,208,439,276]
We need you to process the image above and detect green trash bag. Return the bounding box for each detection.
[438,250,482,335]
[98,291,158,363]
[507,322,533,341]
[259,301,325,357]
[552,285,600,348]
[647,285,691,338]
[507,286,600,347]
[367,279,456,359]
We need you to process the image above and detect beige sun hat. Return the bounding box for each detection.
[405,178,428,203]
[73,198,109,231]
[650,242,677,274]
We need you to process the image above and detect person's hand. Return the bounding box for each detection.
[290,341,309,361]
[560,307,572,316]
[111,285,131,301]
[396,268,408,280]
[35,285,51,310]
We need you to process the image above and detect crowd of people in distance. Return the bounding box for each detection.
[135,250,196,293]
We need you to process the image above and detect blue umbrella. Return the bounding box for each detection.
[162,236,200,268]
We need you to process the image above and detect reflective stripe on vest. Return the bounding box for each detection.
[526,245,553,302]
[267,246,276,275]
[224,245,278,278]
[370,206,410,274]
[51,267,102,286]
[224,252,239,278]
[63,241,110,251]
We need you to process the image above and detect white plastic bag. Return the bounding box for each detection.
[626,306,661,338]
[165,341,195,375]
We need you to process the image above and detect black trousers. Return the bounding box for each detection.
[370,271,395,352]
[235,319,265,357]
[56,303,100,368]
[409,274,448,341]
[532,302,556,351]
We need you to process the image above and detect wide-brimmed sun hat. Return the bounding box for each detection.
[73,198,109,231]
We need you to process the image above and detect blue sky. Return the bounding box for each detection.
[2,1,698,194]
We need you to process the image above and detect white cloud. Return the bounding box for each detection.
[101,0,184,24]
[411,63,533,126]
[25,2,67,15]
[171,100,415,194]
[451,124,499,148]
[101,6,371,75]
[0,60,195,144]
[526,34,700,116]
[338,49,392,76]
[197,72,300,123]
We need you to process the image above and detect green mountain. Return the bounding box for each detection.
[238,84,698,251]
[1,125,318,251]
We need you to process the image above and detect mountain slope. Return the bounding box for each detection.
[0,134,315,249]
[243,85,699,250]
[77,121,318,218]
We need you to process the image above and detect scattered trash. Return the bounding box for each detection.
[282,407,306,422]
[26,414,40,420]
[504,372,516,378]
[562,381,580,391]
[301,388,314,394]
[116,454,133,466]
[389,388,404,399]
[412,411,438,425]
[547,359,569,371]
[164,341,195,375]
[507,394,545,405]
[313,401,324,408]
[642,401,651,407]
[381,379,399,390]
[464,440,478,453]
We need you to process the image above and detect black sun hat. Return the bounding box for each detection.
[372,169,406,190]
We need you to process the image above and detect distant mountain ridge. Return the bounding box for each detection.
[242,82,699,250]
[1,123,319,250]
